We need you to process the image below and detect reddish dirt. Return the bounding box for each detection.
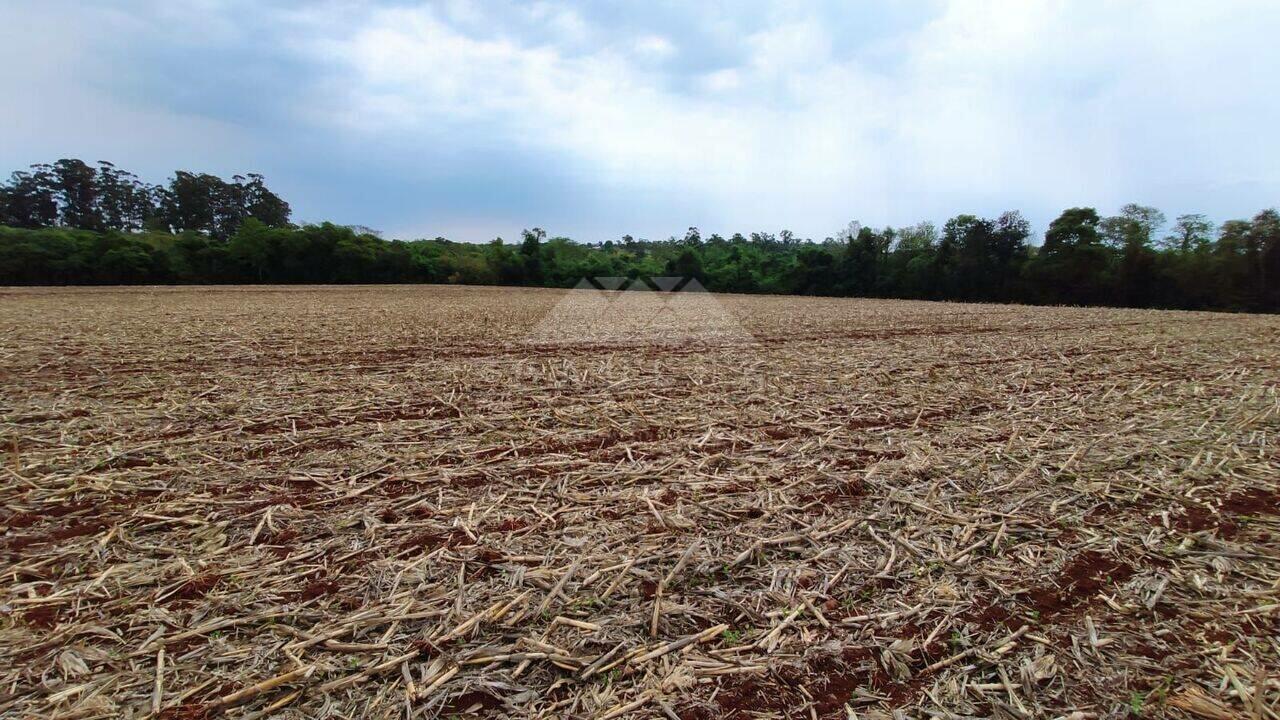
[156,702,210,720]
[639,579,659,599]
[240,403,460,435]
[1221,487,1279,515]
[1168,487,1279,538]
[1024,551,1134,619]
[761,425,806,440]
[8,408,91,424]
[397,528,472,551]
[260,526,299,547]
[965,595,1017,630]
[2,500,95,529]
[799,478,866,506]
[236,494,297,515]
[805,648,875,717]
[293,579,340,603]
[705,676,796,718]
[678,646,927,720]
[166,574,222,602]
[486,517,529,532]
[3,520,108,554]
[21,606,61,629]
[439,689,503,714]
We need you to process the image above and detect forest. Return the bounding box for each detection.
[1,159,1277,312]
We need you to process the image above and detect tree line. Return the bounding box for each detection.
[1,159,1277,312]
[0,159,289,238]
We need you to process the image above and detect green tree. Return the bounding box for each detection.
[841,222,888,297]
[520,228,545,284]
[883,222,937,298]
[666,248,704,282]
[227,218,275,280]
[51,159,102,230]
[1044,207,1101,252]
[1032,208,1112,305]
[1164,214,1214,253]
[1,167,59,228]
[1102,205,1165,306]
[1249,209,1280,309]
[238,173,291,228]
[792,244,838,295]
[94,162,156,231]
[486,237,525,284]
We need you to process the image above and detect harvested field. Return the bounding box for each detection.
[2,284,1279,720]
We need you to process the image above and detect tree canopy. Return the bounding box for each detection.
[2,159,1277,313]
[0,159,289,238]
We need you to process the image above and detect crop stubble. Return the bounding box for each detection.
[1,285,1278,719]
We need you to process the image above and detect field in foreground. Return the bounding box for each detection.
[2,285,1278,720]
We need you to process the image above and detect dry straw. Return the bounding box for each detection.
[1,285,1277,719]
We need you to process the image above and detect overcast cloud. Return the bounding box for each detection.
[2,0,1277,242]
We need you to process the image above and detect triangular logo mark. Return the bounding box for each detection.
[650,276,684,292]
[524,276,757,348]
[622,278,654,292]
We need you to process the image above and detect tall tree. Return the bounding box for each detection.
[1248,209,1280,309]
[94,161,156,231]
[238,174,291,228]
[842,224,887,296]
[989,211,1031,299]
[1044,207,1101,252]
[0,167,58,228]
[1100,204,1165,249]
[156,169,291,239]
[51,159,102,230]
[160,171,221,235]
[1102,204,1165,307]
[884,221,937,298]
[520,227,545,285]
[1164,214,1214,253]
[1033,207,1111,305]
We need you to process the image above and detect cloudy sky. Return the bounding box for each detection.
[2,1,1277,242]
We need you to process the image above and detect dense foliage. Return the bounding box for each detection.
[2,159,1278,312]
[0,159,289,238]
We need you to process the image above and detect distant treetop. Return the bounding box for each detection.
[0,159,290,239]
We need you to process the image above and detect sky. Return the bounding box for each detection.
[2,1,1278,243]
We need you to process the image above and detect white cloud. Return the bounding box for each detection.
[4,0,1279,240]
[699,68,742,93]
[633,35,675,60]
[308,0,1280,236]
